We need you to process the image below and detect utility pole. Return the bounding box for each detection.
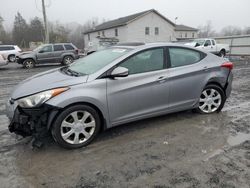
[42,0,49,43]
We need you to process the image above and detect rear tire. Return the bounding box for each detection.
[196,84,226,114]
[8,55,16,62]
[218,50,226,57]
[23,59,35,69]
[51,104,101,149]
[62,56,74,65]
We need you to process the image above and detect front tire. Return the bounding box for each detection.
[196,84,226,114]
[23,59,35,69]
[218,50,226,57]
[51,104,101,149]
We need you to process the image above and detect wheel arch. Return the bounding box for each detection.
[23,57,36,63]
[7,54,15,58]
[62,54,74,60]
[220,48,226,53]
[47,101,107,132]
[205,80,226,94]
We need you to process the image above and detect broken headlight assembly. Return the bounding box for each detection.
[17,87,69,108]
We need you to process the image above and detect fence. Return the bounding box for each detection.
[214,35,250,57]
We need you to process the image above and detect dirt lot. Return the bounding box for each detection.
[0,60,250,188]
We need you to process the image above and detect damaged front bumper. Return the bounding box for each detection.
[6,99,59,138]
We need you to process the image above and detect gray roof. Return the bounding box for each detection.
[175,24,198,31]
[84,9,175,34]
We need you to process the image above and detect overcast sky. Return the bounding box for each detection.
[1,0,249,31]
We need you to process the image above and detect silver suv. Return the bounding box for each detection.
[6,43,233,149]
[16,43,79,68]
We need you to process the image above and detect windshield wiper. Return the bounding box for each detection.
[61,66,84,77]
[66,68,80,77]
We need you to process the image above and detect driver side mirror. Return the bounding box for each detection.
[204,43,209,47]
[110,67,129,78]
[195,43,200,47]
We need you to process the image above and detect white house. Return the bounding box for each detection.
[175,24,198,41]
[84,9,198,52]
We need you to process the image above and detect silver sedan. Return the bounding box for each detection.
[6,43,233,149]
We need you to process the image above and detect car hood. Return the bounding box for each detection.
[184,42,197,47]
[20,51,33,55]
[11,68,88,99]
[18,51,35,58]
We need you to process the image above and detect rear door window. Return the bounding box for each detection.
[53,45,65,51]
[169,47,203,68]
[64,44,74,50]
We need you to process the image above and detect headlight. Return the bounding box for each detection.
[17,87,68,108]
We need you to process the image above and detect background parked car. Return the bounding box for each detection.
[0,54,8,67]
[185,38,229,57]
[0,45,22,62]
[16,43,80,68]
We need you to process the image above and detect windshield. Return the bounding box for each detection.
[68,48,131,75]
[193,39,205,46]
[33,44,46,52]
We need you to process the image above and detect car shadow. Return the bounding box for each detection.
[40,109,197,150]
[96,110,195,142]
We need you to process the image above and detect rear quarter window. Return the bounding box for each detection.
[64,44,75,50]
[169,47,205,68]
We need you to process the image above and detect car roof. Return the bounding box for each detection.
[193,38,213,40]
[0,45,17,47]
[114,42,194,49]
[43,43,73,45]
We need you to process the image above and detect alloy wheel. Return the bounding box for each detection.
[64,57,73,64]
[9,55,16,62]
[60,111,96,144]
[199,88,222,113]
[24,60,34,68]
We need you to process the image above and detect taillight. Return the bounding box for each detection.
[221,62,233,70]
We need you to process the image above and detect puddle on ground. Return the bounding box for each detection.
[227,132,250,146]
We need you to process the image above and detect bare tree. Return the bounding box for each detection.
[0,15,6,44]
[48,21,69,43]
[29,17,45,42]
[12,12,29,47]
[67,25,84,49]
[243,27,250,35]
[198,21,216,38]
[221,26,242,36]
[82,17,100,31]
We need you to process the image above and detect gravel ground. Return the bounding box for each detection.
[0,60,250,188]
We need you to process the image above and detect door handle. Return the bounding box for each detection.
[203,66,209,71]
[157,76,166,80]
[156,76,167,83]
